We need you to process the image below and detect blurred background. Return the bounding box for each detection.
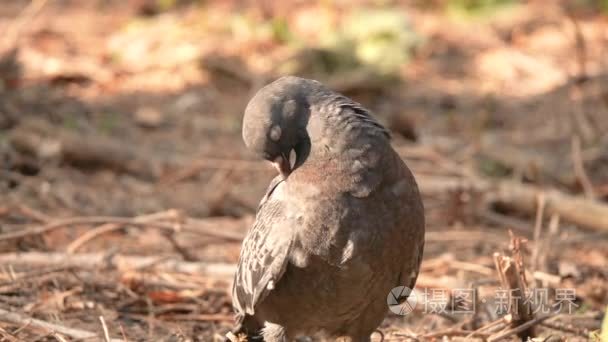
[1,0,607,341]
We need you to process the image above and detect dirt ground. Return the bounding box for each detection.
[1,0,607,341]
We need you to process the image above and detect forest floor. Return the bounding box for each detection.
[1,0,607,341]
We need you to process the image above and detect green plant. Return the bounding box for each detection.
[322,9,420,75]
[446,0,518,19]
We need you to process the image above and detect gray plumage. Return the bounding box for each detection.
[231,76,425,341]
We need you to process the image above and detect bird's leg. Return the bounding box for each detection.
[261,322,287,342]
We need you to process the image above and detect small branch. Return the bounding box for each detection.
[565,7,588,82]
[66,210,181,253]
[0,265,72,287]
[0,214,246,243]
[465,316,508,339]
[52,332,68,342]
[0,308,122,341]
[479,136,574,185]
[0,216,179,242]
[531,193,546,274]
[487,315,553,342]
[1,0,49,50]
[9,119,160,180]
[571,135,595,199]
[421,255,495,276]
[159,158,270,185]
[422,328,490,339]
[417,175,608,232]
[0,252,236,278]
[163,230,199,262]
[99,316,111,342]
[531,271,561,286]
[0,325,24,342]
[14,204,51,223]
[493,249,534,339]
[119,324,128,342]
[541,318,589,336]
[539,214,560,276]
[66,223,124,253]
[479,210,532,236]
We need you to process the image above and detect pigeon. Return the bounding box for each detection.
[229,76,425,342]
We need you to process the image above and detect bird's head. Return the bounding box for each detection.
[242,76,318,179]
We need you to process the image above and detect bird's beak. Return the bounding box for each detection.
[273,153,291,179]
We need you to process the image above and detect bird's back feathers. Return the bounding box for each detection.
[232,77,425,340]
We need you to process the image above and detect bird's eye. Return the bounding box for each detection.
[282,100,297,118]
[269,125,282,142]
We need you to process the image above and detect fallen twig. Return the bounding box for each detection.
[478,210,532,236]
[487,315,553,342]
[14,204,51,223]
[425,229,506,244]
[417,175,608,232]
[541,318,589,336]
[9,119,160,180]
[421,255,495,276]
[159,158,270,185]
[538,214,560,278]
[0,252,236,278]
[0,265,72,288]
[52,332,68,342]
[421,328,490,339]
[465,316,509,338]
[66,210,181,253]
[119,324,128,342]
[1,0,49,50]
[99,316,111,342]
[0,216,180,242]
[0,308,121,341]
[493,236,534,340]
[571,135,595,199]
[0,214,246,243]
[0,325,24,342]
[531,193,546,273]
[478,136,574,185]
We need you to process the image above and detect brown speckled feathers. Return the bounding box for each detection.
[231,76,424,342]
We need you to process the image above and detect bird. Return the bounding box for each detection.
[228,76,425,342]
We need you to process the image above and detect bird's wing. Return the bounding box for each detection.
[311,94,390,197]
[257,175,284,210]
[401,237,424,291]
[232,178,293,317]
